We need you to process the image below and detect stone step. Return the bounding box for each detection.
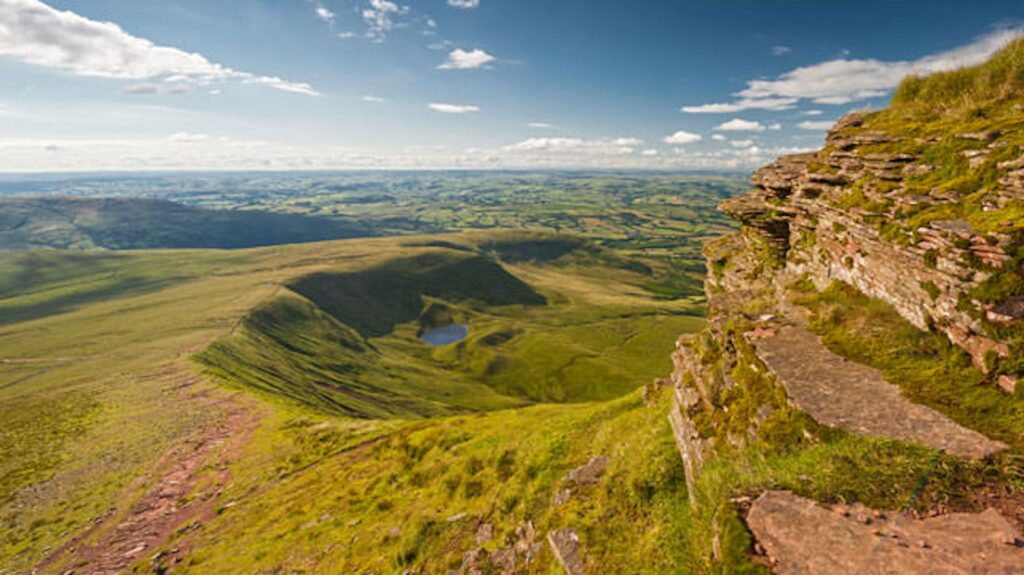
[746,490,1023,575]
[747,322,1006,460]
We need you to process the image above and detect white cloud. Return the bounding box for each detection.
[448,0,480,8]
[802,110,824,116]
[504,136,642,156]
[641,149,659,156]
[0,0,318,95]
[711,134,727,141]
[772,46,791,56]
[438,48,495,70]
[682,97,798,114]
[122,82,189,96]
[714,119,765,132]
[167,131,210,143]
[797,120,836,131]
[663,130,702,145]
[362,0,408,42]
[308,1,335,25]
[362,95,385,103]
[730,139,755,148]
[768,122,782,131]
[0,136,819,171]
[685,27,1024,110]
[428,102,479,113]
[528,122,554,129]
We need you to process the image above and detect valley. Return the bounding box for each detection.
[0,176,733,574]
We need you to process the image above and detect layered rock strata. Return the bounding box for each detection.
[666,109,1022,573]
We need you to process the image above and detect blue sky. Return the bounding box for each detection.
[0,0,1022,171]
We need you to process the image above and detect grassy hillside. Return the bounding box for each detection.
[0,197,372,251]
[0,231,705,574]
[197,236,703,418]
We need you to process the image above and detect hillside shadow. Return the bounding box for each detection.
[288,251,547,338]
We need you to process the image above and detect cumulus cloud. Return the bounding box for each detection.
[362,0,408,42]
[528,122,554,129]
[797,120,836,131]
[663,130,702,145]
[802,110,824,116]
[306,1,335,26]
[730,139,755,148]
[438,48,495,70]
[714,119,765,132]
[122,82,189,96]
[0,0,318,95]
[711,134,727,142]
[448,0,480,8]
[641,149,659,156]
[504,136,643,157]
[683,27,1024,111]
[682,97,798,114]
[428,102,479,113]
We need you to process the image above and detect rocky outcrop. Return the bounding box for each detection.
[456,520,542,575]
[547,528,585,575]
[664,103,1023,573]
[746,491,1024,574]
[730,117,1023,379]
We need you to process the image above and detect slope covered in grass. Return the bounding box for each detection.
[288,251,546,338]
[197,238,703,417]
[0,197,372,251]
[826,38,1024,238]
[0,231,708,573]
[155,387,693,574]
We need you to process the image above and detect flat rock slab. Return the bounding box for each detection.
[749,323,1005,459]
[548,528,585,575]
[747,491,1024,575]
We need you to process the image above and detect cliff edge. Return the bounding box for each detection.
[667,39,1024,573]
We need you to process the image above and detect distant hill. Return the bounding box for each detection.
[0,197,373,251]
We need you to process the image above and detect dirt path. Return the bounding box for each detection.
[35,371,261,575]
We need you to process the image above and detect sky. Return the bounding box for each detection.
[0,0,1023,172]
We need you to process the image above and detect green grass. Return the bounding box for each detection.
[163,388,695,574]
[818,39,1024,238]
[0,230,708,573]
[662,281,1017,572]
[198,238,704,416]
[0,196,372,251]
[795,281,1024,452]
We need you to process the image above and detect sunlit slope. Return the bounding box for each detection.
[0,231,704,573]
[173,388,692,574]
[197,235,703,418]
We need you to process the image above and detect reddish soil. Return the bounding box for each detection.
[35,371,261,575]
[960,483,1024,533]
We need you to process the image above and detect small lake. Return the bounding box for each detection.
[420,324,469,347]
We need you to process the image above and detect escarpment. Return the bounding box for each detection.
[722,114,1023,386]
[666,42,1024,574]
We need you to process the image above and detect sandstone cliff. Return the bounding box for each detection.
[666,40,1024,574]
